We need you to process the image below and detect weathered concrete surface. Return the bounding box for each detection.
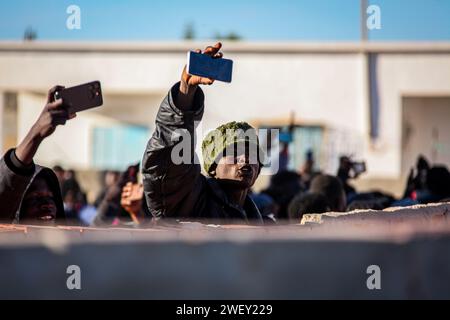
[301,202,450,226]
[1,207,450,299]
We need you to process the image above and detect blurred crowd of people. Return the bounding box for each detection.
[49,164,148,226]
[252,152,450,223]
[3,144,449,227]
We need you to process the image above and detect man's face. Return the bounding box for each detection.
[214,143,260,189]
[22,177,57,222]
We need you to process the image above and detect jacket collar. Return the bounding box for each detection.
[206,178,262,222]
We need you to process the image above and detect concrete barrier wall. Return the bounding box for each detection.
[1,203,450,299]
[301,202,450,226]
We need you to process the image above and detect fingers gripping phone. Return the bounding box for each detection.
[54,81,103,113]
[187,51,233,83]
[352,162,367,175]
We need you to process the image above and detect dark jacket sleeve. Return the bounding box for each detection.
[142,82,206,218]
[0,149,35,221]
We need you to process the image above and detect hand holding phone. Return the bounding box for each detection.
[54,81,103,114]
[176,43,227,109]
[187,50,233,83]
[181,42,231,88]
[352,161,367,175]
[14,85,78,165]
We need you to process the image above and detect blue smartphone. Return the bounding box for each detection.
[187,51,233,83]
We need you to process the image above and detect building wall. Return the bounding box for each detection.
[374,54,450,178]
[402,97,450,174]
[0,48,367,166]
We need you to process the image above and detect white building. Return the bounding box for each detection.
[1,41,450,198]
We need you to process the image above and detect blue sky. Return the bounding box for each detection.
[0,0,449,41]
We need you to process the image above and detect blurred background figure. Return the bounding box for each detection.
[418,166,450,203]
[288,192,330,222]
[94,170,120,207]
[260,171,303,220]
[250,192,278,223]
[52,165,65,189]
[299,149,320,190]
[61,169,86,221]
[93,163,150,227]
[402,155,430,200]
[309,174,347,212]
[337,156,366,198]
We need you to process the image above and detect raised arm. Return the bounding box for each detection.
[142,43,223,218]
[0,86,76,220]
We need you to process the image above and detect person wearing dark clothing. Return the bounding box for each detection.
[403,155,430,199]
[417,166,450,204]
[92,163,146,226]
[52,165,65,189]
[337,156,358,196]
[261,170,303,220]
[0,85,75,224]
[94,170,120,208]
[61,170,86,220]
[310,174,346,212]
[142,43,265,224]
[250,192,278,224]
[346,191,394,211]
[288,192,330,222]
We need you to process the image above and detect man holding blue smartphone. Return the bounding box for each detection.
[142,43,271,224]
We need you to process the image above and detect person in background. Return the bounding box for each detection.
[52,165,65,189]
[299,149,320,190]
[278,142,290,172]
[288,192,330,222]
[0,86,76,224]
[395,158,450,207]
[309,174,346,212]
[92,163,146,226]
[261,170,303,220]
[61,169,86,221]
[94,170,120,208]
[346,191,394,211]
[77,193,97,226]
[403,155,430,200]
[250,192,278,223]
[417,166,450,204]
[337,156,358,196]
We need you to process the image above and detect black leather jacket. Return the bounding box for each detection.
[142,83,263,224]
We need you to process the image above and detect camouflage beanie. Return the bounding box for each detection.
[202,121,266,176]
